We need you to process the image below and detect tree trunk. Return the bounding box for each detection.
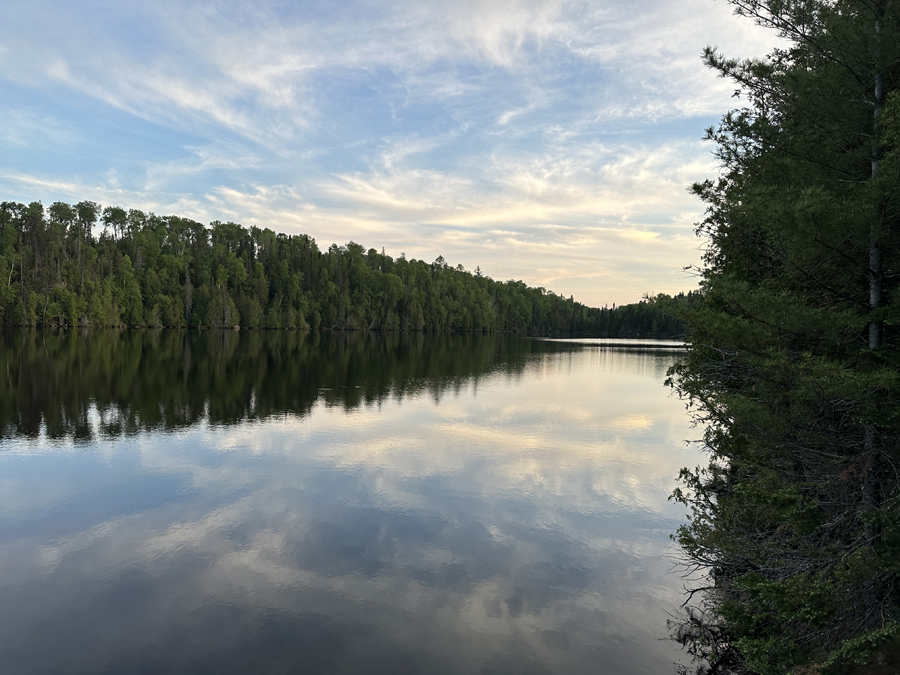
[870,12,884,351]
[864,1,885,541]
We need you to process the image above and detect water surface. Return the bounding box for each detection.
[0,330,692,674]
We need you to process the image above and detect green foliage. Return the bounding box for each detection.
[671,1,900,673]
[0,200,691,335]
[820,623,900,674]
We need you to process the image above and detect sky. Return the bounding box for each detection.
[0,0,778,307]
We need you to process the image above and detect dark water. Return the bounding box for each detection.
[0,330,693,675]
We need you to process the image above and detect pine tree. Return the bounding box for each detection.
[671,1,900,673]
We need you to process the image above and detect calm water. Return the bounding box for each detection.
[0,330,693,675]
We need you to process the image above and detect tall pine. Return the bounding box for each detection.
[672,1,900,673]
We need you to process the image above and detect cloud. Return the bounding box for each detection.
[0,0,773,143]
[0,107,81,148]
[142,142,266,191]
[0,170,214,224]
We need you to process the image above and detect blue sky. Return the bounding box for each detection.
[0,0,775,306]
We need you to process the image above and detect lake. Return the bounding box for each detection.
[0,330,694,674]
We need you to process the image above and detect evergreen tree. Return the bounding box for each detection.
[671,1,900,672]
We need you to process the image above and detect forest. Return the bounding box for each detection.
[671,1,900,674]
[0,199,690,336]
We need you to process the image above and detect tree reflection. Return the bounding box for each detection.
[1,330,586,441]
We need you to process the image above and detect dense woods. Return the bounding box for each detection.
[0,199,690,336]
[672,1,900,673]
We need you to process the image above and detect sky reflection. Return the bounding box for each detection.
[0,335,694,674]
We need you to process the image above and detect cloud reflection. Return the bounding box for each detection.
[0,338,692,674]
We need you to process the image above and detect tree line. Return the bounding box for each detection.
[671,1,900,673]
[0,199,692,336]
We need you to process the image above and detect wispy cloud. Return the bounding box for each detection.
[142,143,265,191]
[0,107,81,147]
